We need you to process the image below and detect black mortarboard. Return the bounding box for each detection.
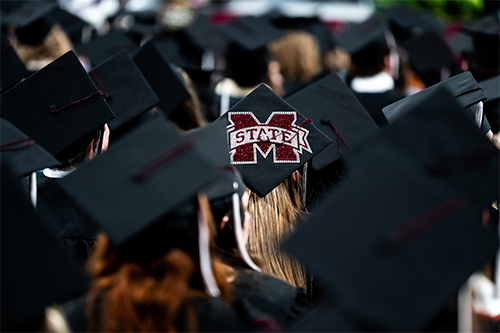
[76,29,137,67]
[382,4,444,40]
[0,119,59,177]
[1,161,89,332]
[374,88,498,211]
[218,16,285,52]
[446,31,473,58]
[0,33,29,93]
[8,1,58,45]
[480,75,500,133]
[0,51,115,161]
[462,12,500,67]
[382,71,490,133]
[214,84,332,197]
[50,8,90,45]
[133,40,190,117]
[182,120,231,167]
[286,73,378,171]
[284,139,498,332]
[58,118,219,260]
[89,50,160,133]
[335,14,388,58]
[399,31,455,76]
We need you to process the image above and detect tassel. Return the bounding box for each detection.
[198,203,221,297]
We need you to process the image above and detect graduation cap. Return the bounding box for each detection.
[399,31,455,77]
[213,84,332,197]
[283,138,498,331]
[133,40,190,117]
[0,33,29,93]
[8,1,58,45]
[0,118,59,177]
[480,75,500,133]
[462,12,500,67]
[371,87,498,211]
[334,14,392,71]
[76,29,137,67]
[382,71,490,133]
[50,8,90,45]
[88,50,160,134]
[218,16,285,52]
[382,4,444,40]
[1,160,89,332]
[286,73,378,172]
[0,51,115,161]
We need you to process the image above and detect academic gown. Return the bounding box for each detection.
[36,172,99,264]
[352,89,405,128]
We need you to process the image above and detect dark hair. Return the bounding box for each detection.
[55,125,104,171]
[225,42,271,87]
[347,36,390,81]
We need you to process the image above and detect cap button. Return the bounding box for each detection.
[321,118,330,125]
[49,104,57,111]
[104,93,112,100]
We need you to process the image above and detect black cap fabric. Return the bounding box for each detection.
[182,119,231,167]
[133,40,190,117]
[0,119,59,177]
[0,51,115,161]
[0,33,29,93]
[58,118,219,259]
[382,72,490,133]
[8,1,58,45]
[214,84,332,197]
[218,16,285,52]
[383,4,444,40]
[77,29,137,67]
[51,8,90,45]
[286,73,378,171]
[284,138,498,332]
[1,161,89,332]
[399,31,455,75]
[89,50,160,133]
[480,75,500,133]
[480,75,500,102]
[370,88,498,211]
[462,12,500,67]
[335,14,388,57]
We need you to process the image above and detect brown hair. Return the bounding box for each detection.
[86,195,232,332]
[269,30,322,83]
[14,25,73,69]
[246,171,308,290]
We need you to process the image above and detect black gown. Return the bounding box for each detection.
[352,89,405,127]
[36,173,99,264]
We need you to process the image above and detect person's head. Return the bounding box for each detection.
[225,42,272,88]
[347,36,391,81]
[86,194,232,332]
[269,30,322,83]
[246,170,308,290]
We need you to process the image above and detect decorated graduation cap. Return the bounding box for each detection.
[133,40,190,117]
[0,51,115,161]
[76,29,137,67]
[0,119,59,177]
[286,73,378,171]
[283,138,498,331]
[8,1,58,45]
[480,75,500,133]
[382,71,490,134]
[0,33,29,93]
[1,161,89,332]
[88,50,160,134]
[214,84,332,197]
[58,118,222,295]
[372,88,499,211]
[461,12,500,67]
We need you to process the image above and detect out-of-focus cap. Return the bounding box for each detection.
[461,12,500,67]
[480,75,500,133]
[0,119,59,177]
[286,73,378,171]
[0,33,29,93]
[89,50,160,133]
[50,8,90,45]
[133,40,190,117]
[0,51,115,161]
[76,29,138,67]
[58,118,219,260]
[382,4,444,39]
[382,72,490,133]
[214,84,332,197]
[218,15,285,52]
[8,1,58,45]
[1,160,89,332]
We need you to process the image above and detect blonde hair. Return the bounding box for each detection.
[14,25,73,70]
[269,30,322,83]
[246,171,308,290]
